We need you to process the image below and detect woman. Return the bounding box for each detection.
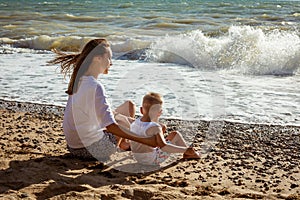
[48,39,164,161]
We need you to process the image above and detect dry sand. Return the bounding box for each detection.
[0,99,299,200]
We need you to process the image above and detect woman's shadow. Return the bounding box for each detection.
[0,152,180,199]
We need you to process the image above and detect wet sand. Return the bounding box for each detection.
[0,100,299,199]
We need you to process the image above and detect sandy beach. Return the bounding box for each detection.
[0,99,299,200]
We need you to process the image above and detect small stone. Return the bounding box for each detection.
[291,183,299,189]
[218,188,230,196]
[178,180,189,187]
[20,193,29,198]
[121,189,134,198]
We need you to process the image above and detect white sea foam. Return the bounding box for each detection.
[147,26,300,76]
[2,26,299,77]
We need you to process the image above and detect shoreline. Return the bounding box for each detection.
[0,100,299,199]
[1,98,299,128]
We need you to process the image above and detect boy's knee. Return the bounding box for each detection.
[166,131,179,140]
[171,131,180,136]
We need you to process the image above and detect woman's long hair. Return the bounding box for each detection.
[48,39,110,95]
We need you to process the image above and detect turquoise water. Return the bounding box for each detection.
[1,0,299,41]
[0,0,300,125]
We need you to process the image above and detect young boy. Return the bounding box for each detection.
[130,92,200,165]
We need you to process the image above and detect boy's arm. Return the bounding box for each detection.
[145,126,187,153]
[145,126,167,146]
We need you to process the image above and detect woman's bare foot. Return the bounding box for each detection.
[183,147,201,159]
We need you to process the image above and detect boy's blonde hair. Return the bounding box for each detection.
[142,92,163,113]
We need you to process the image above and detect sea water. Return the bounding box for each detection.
[0,0,299,125]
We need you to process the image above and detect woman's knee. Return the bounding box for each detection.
[115,100,136,117]
[125,100,135,108]
[126,100,136,117]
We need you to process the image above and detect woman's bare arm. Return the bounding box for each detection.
[106,123,166,148]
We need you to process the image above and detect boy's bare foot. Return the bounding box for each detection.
[183,147,201,159]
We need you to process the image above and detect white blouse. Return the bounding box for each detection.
[63,76,116,148]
